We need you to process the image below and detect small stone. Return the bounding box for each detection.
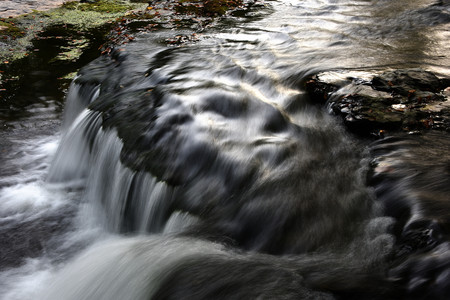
[392,104,407,111]
[444,87,450,97]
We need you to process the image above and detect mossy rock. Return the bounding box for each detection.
[175,0,243,16]
[61,0,134,13]
[204,0,243,15]
[0,20,25,38]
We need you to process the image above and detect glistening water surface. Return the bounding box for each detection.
[1,0,449,299]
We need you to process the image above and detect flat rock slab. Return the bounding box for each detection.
[0,0,69,18]
[305,69,450,137]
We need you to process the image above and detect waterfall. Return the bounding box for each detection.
[1,0,449,299]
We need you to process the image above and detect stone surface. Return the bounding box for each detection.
[0,0,69,18]
[305,69,450,137]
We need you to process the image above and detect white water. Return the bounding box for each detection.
[0,135,61,299]
[0,91,111,300]
[0,136,115,300]
[0,78,201,299]
[34,236,228,300]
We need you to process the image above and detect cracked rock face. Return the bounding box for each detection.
[305,69,450,137]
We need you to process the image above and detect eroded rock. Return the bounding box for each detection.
[305,69,450,137]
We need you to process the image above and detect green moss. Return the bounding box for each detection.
[61,71,78,80]
[0,0,245,66]
[175,0,243,16]
[0,20,26,38]
[43,9,122,30]
[50,38,90,63]
[61,0,133,13]
[0,1,146,66]
[42,1,146,30]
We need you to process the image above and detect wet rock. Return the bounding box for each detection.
[389,242,450,300]
[305,77,337,104]
[371,69,445,96]
[367,132,450,299]
[69,44,377,257]
[305,69,450,137]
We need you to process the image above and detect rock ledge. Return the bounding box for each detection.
[305,69,450,137]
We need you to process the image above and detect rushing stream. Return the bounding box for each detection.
[1,0,449,299]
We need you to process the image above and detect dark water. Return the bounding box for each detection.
[1,0,449,299]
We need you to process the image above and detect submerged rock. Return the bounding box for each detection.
[367,132,450,299]
[305,69,450,137]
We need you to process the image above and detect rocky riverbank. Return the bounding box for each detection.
[305,69,450,137]
[0,0,248,63]
[0,0,257,124]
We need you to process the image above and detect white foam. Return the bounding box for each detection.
[0,182,65,219]
[0,134,69,221]
[34,236,227,300]
[0,258,54,300]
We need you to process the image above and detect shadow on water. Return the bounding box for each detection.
[0,22,115,125]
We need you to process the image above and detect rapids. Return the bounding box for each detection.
[1,0,449,299]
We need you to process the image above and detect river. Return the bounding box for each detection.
[0,0,449,299]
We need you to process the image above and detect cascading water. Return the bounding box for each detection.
[1,0,449,299]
